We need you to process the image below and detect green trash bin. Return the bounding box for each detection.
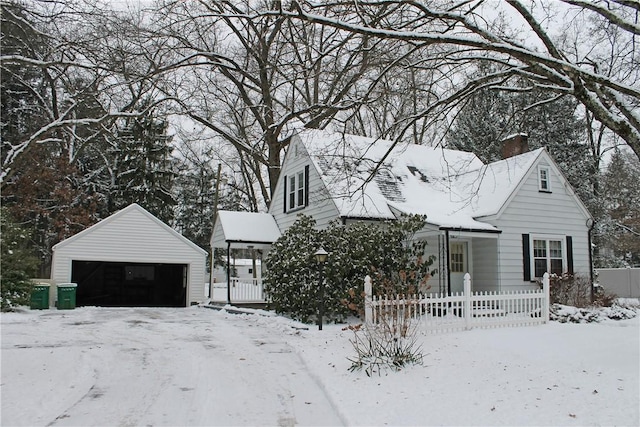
[57,283,77,310]
[30,284,50,309]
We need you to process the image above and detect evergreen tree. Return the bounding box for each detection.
[173,162,218,251]
[1,208,40,310]
[0,1,49,164]
[599,150,640,267]
[109,102,176,224]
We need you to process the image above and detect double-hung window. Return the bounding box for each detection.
[283,166,309,213]
[523,234,573,280]
[532,238,563,277]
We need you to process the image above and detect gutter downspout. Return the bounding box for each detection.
[226,241,231,305]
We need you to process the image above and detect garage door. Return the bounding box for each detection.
[71,261,187,307]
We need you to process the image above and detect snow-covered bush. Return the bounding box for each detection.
[263,215,322,323]
[264,214,435,323]
[550,303,638,323]
[615,298,640,310]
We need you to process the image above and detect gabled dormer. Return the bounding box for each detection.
[269,133,341,231]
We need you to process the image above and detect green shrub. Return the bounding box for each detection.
[1,208,39,310]
[264,214,435,323]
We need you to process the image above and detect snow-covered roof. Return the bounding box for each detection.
[211,211,281,249]
[295,129,545,231]
[52,203,207,255]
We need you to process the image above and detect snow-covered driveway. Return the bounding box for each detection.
[3,305,639,426]
[1,307,343,427]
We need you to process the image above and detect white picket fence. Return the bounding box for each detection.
[212,278,267,303]
[364,273,550,333]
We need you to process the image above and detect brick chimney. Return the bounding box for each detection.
[501,133,529,159]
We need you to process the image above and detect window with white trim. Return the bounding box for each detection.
[532,237,564,277]
[288,170,306,210]
[538,166,551,192]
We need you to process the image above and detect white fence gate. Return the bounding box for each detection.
[364,273,550,333]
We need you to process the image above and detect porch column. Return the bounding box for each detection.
[445,229,451,295]
[226,241,231,305]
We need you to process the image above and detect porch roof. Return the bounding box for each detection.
[211,211,281,249]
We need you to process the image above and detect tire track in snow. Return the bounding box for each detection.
[3,308,344,426]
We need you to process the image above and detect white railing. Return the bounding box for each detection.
[364,273,550,333]
[212,278,267,303]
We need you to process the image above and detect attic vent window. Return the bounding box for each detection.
[374,169,406,202]
[538,166,551,192]
[407,166,429,183]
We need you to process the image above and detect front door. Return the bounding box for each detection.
[449,241,468,294]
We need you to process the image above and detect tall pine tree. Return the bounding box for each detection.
[599,150,640,267]
[109,102,176,224]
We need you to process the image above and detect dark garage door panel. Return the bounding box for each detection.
[71,261,187,307]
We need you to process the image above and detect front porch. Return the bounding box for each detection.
[209,211,280,305]
[419,227,502,295]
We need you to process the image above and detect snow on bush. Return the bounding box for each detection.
[550,301,639,323]
[264,214,435,323]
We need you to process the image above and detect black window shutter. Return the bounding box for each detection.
[522,234,531,281]
[283,175,287,213]
[566,236,574,274]
[304,165,310,207]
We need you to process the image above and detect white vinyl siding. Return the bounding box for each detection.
[470,237,499,292]
[481,156,590,291]
[51,204,207,306]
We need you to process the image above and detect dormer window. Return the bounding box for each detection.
[288,172,305,210]
[283,165,309,213]
[538,166,551,192]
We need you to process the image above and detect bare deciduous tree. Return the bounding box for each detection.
[150,0,439,207]
[0,0,166,184]
[270,0,640,160]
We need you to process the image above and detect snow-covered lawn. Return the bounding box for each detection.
[1,306,638,426]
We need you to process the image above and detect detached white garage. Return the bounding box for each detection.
[51,203,207,307]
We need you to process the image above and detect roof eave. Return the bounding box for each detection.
[439,226,502,234]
